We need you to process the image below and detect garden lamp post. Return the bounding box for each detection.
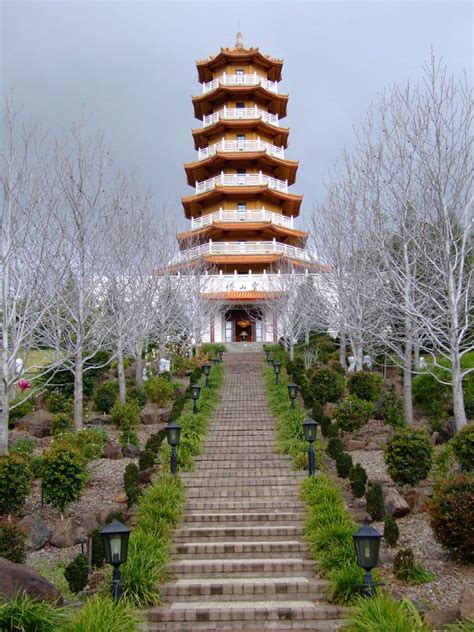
[353,522,382,596]
[166,421,182,475]
[273,361,281,384]
[190,383,201,415]
[212,357,220,366]
[203,363,211,387]
[303,418,317,476]
[287,383,298,409]
[100,519,132,601]
[267,355,273,366]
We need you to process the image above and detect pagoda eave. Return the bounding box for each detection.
[176,221,308,245]
[196,48,283,83]
[192,120,290,150]
[202,253,315,269]
[192,86,288,119]
[204,290,285,301]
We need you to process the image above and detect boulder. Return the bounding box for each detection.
[114,492,127,504]
[352,510,372,524]
[138,466,155,485]
[103,442,123,460]
[140,403,162,425]
[122,444,141,458]
[424,608,460,629]
[437,418,458,444]
[79,513,99,535]
[0,557,63,604]
[96,504,124,525]
[366,441,382,451]
[402,488,430,514]
[345,439,365,451]
[384,487,410,518]
[20,516,52,551]
[159,407,172,424]
[458,586,474,620]
[15,410,54,437]
[50,517,83,548]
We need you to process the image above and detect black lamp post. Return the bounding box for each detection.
[267,355,273,366]
[303,418,317,476]
[273,361,281,384]
[287,383,298,409]
[353,522,382,596]
[166,421,182,475]
[212,357,220,366]
[203,363,211,387]
[100,519,132,601]
[190,383,201,414]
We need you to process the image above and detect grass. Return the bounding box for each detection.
[345,594,428,632]
[28,558,76,602]
[0,593,66,632]
[61,595,141,632]
[406,564,437,586]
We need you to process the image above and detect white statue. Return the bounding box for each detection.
[15,358,24,377]
[419,356,427,369]
[347,356,356,373]
[363,355,373,370]
[159,358,171,373]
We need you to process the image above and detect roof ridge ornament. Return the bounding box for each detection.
[235,32,244,49]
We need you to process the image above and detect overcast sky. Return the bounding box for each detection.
[1,1,472,229]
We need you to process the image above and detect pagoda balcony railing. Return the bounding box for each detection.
[198,271,313,294]
[173,239,312,263]
[195,172,288,194]
[197,139,285,160]
[202,106,279,128]
[190,208,294,230]
[202,72,278,95]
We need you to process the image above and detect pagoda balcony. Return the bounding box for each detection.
[202,72,278,95]
[195,172,288,194]
[190,208,294,230]
[203,106,279,128]
[172,239,312,263]
[197,139,285,160]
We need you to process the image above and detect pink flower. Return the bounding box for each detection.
[18,380,31,391]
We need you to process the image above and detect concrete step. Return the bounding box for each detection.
[183,468,299,478]
[174,539,306,558]
[175,525,303,541]
[183,476,304,488]
[145,622,349,631]
[169,557,316,579]
[183,512,304,526]
[185,488,299,500]
[185,499,304,511]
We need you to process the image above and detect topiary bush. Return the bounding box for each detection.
[428,475,474,562]
[366,482,385,521]
[383,516,400,547]
[45,390,71,414]
[335,451,353,478]
[0,454,32,515]
[0,518,26,563]
[54,428,108,461]
[138,450,155,471]
[378,391,406,428]
[384,428,432,486]
[348,371,383,402]
[64,553,89,593]
[144,376,175,406]
[307,367,345,405]
[320,416,339,438]
[326,436,344,460]
[90,528,106,568]
[94,381,119,413]
[41,446,87,514]
[124,463,141,508]
[144,430,166,455]
[349,463,368,498]
[126,383,147,409]
[451,424,474,472]
[334,396,374,433]
[51,412,73,436]
[393,547,416,581]
[110,400,140,429]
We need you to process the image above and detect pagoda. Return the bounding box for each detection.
[176,34,312,344]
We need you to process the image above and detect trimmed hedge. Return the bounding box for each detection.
[385,428,432,486]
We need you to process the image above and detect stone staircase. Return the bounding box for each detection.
[145,352,349,631]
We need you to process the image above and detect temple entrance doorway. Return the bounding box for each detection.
[224,308,263,343]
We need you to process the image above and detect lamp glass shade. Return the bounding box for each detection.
[203,363,211,375]
[288,383,298,399]
[303,418,317,442]
[100,519,131,566]
[353,523,382,570]
[166,421,181,447]
[273,362,281,374]
[190,384,201,400]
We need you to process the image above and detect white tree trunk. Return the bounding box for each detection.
[403,337,414,424]
[117,342,126,404]
[74,351,84,430]
[451,350,467,430]
[135,340,144,388]
[289,343,295,361]
[339,333,346,369]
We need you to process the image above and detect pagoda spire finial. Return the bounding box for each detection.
[235,32,244,49]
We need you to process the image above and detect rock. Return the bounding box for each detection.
[437,418,458,444]
[324,402,338,418]
[79,513,99,535]
[379,549,394,565]
[431,431,440,446]
[458,586,474,620]
[138,467,155,485]
[87,416,110,427]
[0,557,63,603]
[20,516,52,551]
[50,518,83,548]
[352,510,372,524]
[365,441,382,450]
[114,492,127,504]
[96,504,124,525]
[103,442,123,460]
[15,410,54,437]
[424,608,460,629]
[140,403,162,425]
[384,487,411,517]
[174,385,186,398]
[402,488,430,514]
[346,439,365,451]
[159,407,172,424]
[122,444,141,458]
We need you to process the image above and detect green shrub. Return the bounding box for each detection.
[0,454,32,515]
[307,367,345,405]
[392,547,435,584]
[346,594,428,631]
[383,516,400,547]
[348,371,383,402]
[30,455,43,478]
[385,428,432,486]
[110,400,140,429]
[138,449,155,471]
[0,593,66,632]
[201,342,226,355]
[45,390,71,414]
[350,463,368,498]
[431,443,459,492]
[126,383,147,408]
[120,429,139,447]
[124,463,141,507]
[54,428,108,461]
[326,436,344,460]
[335,451,353,478]
[52,412,73,436]
[379,391,406,428]
[9,394,35,423]
[93,381,119,413]
[311,400,325,424]
[144,376,175,406]
[171,355,194,377]
[334,396,374,432]
[0,518,26,563]
[9,436,35,458]
[64,595,140,632]
[413,371,451,422]
[451,424,474,471]
[91,528,106,567]
[64,553,89,593]
[321,416,339,438]
[366,482,385,521]
[144,430,166,455]
[428,475,474,562]
[41,446,87,514]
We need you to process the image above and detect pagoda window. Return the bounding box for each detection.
[237,168,246,185]
[237,202,246,220]
[235,68,244,83]
[237,134,246,150]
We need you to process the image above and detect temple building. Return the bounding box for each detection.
[175,34,313,343]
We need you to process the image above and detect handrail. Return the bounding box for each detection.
[190,209,294,230]
[198,139,284,160]
[202,72,278,95]
[202,106,279,129]
[195,172,288,195]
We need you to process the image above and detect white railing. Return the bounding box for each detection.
[190,208,294,230]
[202,73,278,95]
[195,172,288,195]
[202,106,279,128]
[198,139,284,160]
[201,272,311,294]
[173,239,311,264]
